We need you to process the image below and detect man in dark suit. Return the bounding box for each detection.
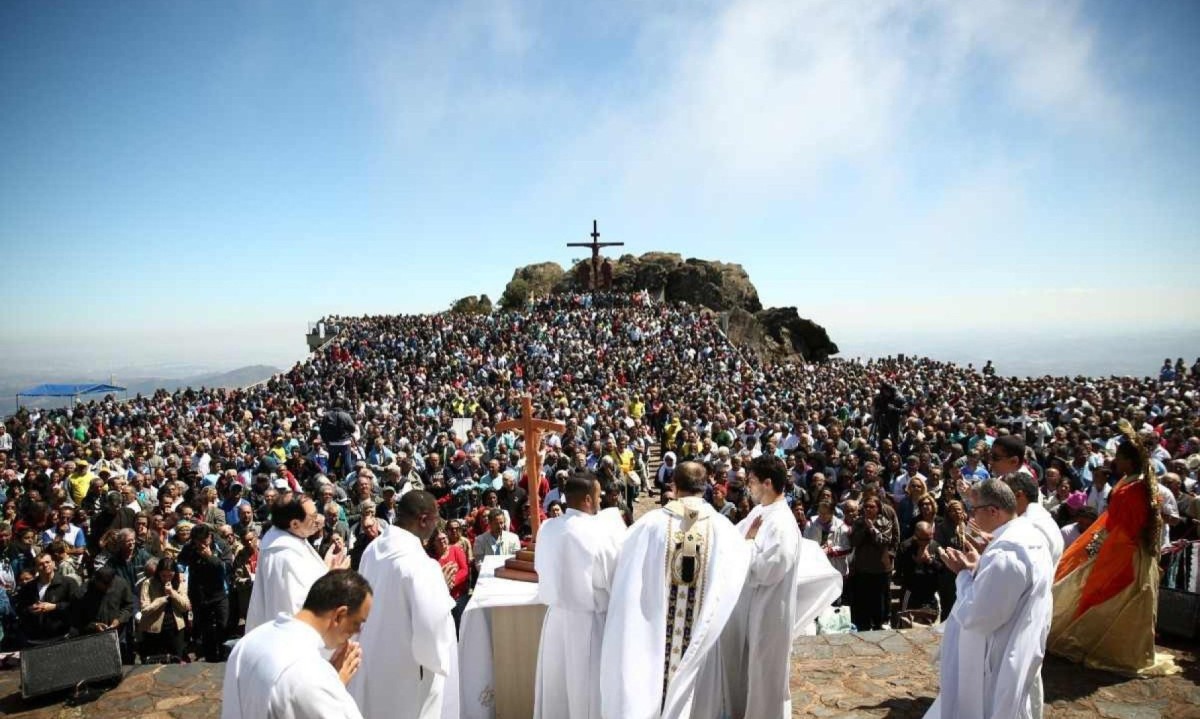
[15,552,79,644]
[74,566,135,662]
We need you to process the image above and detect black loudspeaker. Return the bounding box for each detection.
[20,631,124,699]
[1158,588,1200,640]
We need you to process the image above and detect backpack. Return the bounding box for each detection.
[320,411,352,443]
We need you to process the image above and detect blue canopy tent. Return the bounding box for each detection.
[16,383,127,408]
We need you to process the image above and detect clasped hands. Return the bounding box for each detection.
[938,543,980,574]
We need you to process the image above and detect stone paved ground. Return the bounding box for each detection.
[1,628,1194,718]
[790,628,1200,719]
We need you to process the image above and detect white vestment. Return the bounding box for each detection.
[246,526,328,632]
[723,497,843,719]
[924,517,1053,719]
[600,497,750,719]
[1020,501,1062,719]
[596,506,629,539]
[1023,502,1064,565]
[222,613,362,719]
[802,516,853,576]
[349,527,459,719]
[534,508,623,719]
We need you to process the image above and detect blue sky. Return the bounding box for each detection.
[2,0,1198,375]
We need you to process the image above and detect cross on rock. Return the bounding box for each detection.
[567,220,624,290]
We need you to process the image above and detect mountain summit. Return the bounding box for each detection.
[497,252,839,361]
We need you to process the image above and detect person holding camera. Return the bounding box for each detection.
[183,524,231,662]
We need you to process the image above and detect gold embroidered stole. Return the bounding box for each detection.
[662,500,712,705]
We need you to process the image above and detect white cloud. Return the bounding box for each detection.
[345,0,1124,210]
[350,0,541,143]
[939,0,1122,128]
[548,0,1124,206]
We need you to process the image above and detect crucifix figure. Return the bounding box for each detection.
[494,394,566,582]
[567,219,624,290]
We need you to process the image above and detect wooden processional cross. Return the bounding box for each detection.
[567,219,624,290]
[493,394,565,582]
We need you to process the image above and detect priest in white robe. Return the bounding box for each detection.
[349,491,459,719]
[722,455,843,719]
[926,479,1053,719]
[222,569,372,719]
[534,470,623,719]
[600,461,750,719]
[1002,471,1063,719]
[246,497,334,632]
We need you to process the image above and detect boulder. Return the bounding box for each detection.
[755,307,840,361]
[500,262,565,309]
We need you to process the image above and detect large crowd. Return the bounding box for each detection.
[1,291,1197,663]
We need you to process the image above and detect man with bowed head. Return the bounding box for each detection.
[601,461,750,719]
[222,569,372,719]
[722,455,843,719]
[246,496,348,633]
[925,479,1053,719]
[534,469,623,719]
[350,490,458,719]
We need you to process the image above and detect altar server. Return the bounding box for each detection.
[721,455,843,719]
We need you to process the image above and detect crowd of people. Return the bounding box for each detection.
[0,291,1197,712]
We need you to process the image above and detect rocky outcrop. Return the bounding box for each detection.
[499,262,565,309]
[583,253,762,313]
[754,307,840,361]
[499,252,838,360]
[450,295,493,315]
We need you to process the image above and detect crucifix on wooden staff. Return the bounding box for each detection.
[494,394,565,582]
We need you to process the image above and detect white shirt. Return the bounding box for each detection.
[1087,481,1111,514]
[890,472,926,505]
[222,613,361,719]
[41,524,84,548]
[1159,485,1179,549]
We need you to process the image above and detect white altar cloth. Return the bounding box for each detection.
[458,555,545,719]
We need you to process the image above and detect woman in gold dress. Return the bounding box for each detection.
[1047,420,1178,676]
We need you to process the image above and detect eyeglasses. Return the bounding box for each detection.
[968,504,996,514]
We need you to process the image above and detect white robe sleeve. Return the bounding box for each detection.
[590,526,621,613]
[407,561,456,677]
[952,549,1028,634]
[747,521,797,588]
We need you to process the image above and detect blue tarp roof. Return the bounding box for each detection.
[17,383,127,397]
